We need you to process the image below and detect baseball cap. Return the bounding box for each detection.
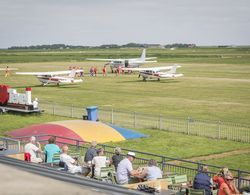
[127,151,136,158]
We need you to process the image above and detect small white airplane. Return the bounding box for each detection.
[122,65,183,81]
[86,49,157,72]
[16,69,83,86]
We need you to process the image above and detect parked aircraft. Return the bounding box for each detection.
[122,65,183,81]
[16,69,83,86]
[86,49,157,72]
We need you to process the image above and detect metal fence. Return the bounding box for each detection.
[39,101,250,143]
[13,134,250,189]
[0,137,21,152]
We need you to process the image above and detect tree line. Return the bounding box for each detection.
[8,43,196,50]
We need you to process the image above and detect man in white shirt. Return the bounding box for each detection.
[116,152,140,185]
[24,136,43,163]
[60,145,89,175]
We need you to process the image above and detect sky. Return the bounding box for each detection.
[0,0,250,48]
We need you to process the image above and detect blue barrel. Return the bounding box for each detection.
[86,106,98,121]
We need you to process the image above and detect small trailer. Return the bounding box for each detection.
[0,85,40,113]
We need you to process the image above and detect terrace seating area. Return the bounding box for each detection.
[1,135,250,195]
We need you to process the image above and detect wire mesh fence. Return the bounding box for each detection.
[39,102,250,143]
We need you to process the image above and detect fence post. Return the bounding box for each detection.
[159,115,163,130]
[17,140,21,152]
[237,169,241,189]
[133,112,136,128]
[5,139,8,150]
[217,121,221,139]
[161,156,165,173]
[71,105,73,118]
[76,140,79,151]
[187,117,190,135]
[52,104,55,115]
[111,108,114,124]
[197,162,201,172]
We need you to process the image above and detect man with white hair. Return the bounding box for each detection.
[24,136,43,163]
[116,151,140,185]
[60,145,90,175]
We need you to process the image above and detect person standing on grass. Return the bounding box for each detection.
[102,65,107,76]
[94,66,97,76]
[80,68,84,77]
[5,66,10,78]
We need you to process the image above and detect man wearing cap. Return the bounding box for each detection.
[116,151,140,185]
[24,136,43,163]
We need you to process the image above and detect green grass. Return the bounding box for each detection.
[1,61,249,124]
[0,113,72,136]
[1,114,248,159]
[0,48,250,171]
[105,129,250,160]
[201,153,250,171]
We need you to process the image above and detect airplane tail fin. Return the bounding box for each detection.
[68,69,76,78]
[140,49,146,62]
[168,65,177,74]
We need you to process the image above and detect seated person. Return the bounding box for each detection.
[84,141,98,177]
[60,145,90,175]
[44,136,61,163]
[213,167,228,188]
[218,172,239,195]
[193,166,213,195]
[92,148,109,178]
[138,159,163,181]
[116,152,140,185]
[110,147,123,171]
[24,136,43,163]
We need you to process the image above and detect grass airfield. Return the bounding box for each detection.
[1,61,249,124]
[0,48,250,170]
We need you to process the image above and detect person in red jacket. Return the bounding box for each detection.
[213,167,228,188]
[94,66,97,76]
[218,172,239,195]
[102,65,107,76]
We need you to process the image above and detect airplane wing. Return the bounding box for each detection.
[16,70,76,76]
[85,58,118,61]
[122,65,181,72]
[0,68,18,71]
